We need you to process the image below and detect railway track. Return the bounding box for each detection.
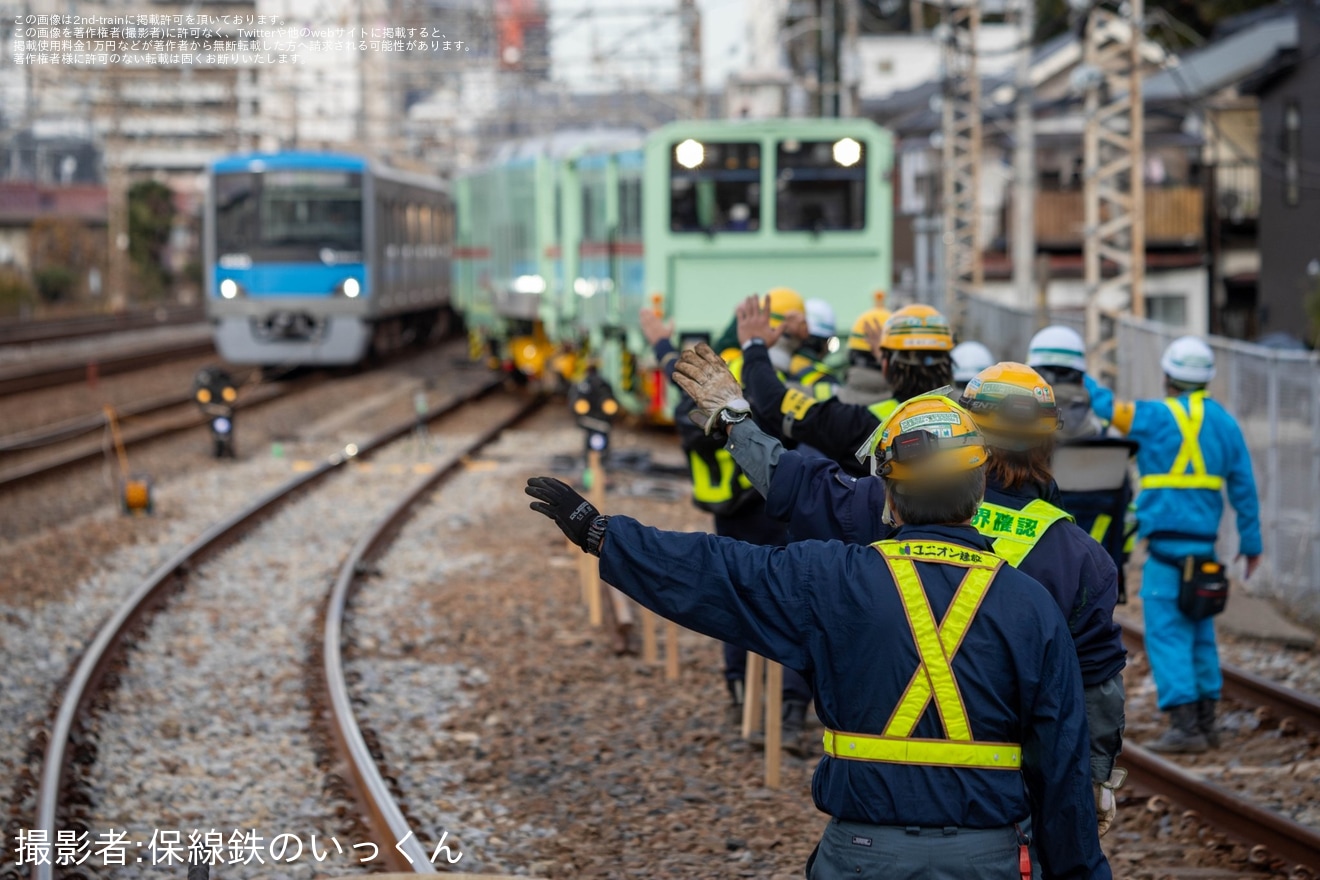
[321,398,542,873]
[27,374,535,880]
[1118,619,1320,874]
[0,333,214,397]
[0,307,205,346]
[0,373,309,491]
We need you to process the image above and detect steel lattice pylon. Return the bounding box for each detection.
[939,1,982,332]
[941,0,982,333]
[1082,0,1146,381]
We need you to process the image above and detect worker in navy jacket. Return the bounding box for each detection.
[526,371,1109,879]
[680,349,1128,836]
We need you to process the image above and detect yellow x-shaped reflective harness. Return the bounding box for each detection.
[822,541,1023,771]
[1139,392,1224,491]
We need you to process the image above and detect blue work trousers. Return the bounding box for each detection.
[1142,555,1223,711]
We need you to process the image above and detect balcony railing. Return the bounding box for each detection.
[1030,186,1204,249]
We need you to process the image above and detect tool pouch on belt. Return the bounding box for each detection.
[1154,551,1229,620]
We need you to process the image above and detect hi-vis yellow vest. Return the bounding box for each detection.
[1139,391,1224,492]
[822,540,1022,771]
[688,447,753,508]
[867,398,898,422]
[971,499,1075,568]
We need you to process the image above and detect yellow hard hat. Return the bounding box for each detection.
[865,393,986,481]
[958,362,1061,442]
[765,287,806,328]
[879,304,954,352]
[848,307,893,352]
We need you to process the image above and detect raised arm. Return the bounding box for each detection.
[525,475,814,670]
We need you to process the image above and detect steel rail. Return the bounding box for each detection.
[0,377,311,491]
[0,338,215,396]
[1123,743,1320,871]
[0,390,197,452]
[1120,620,1320,732]
[323,397,541,872]
[32,375,505,880]
[0,307,205,345]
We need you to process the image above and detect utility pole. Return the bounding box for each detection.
[1012,0,1036,309]
[842,0,860,117]
[940,0,982,332]
[680,0,704,118]
[1081,0,1146,383]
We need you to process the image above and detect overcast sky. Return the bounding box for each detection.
[549,0,748,93]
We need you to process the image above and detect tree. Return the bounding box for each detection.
[28,216,101,304]
[128,179,175,300]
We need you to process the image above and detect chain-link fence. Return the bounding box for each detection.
[959,293,1320,622]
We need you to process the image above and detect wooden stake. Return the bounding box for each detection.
[584,553,603,626]
[765,661,784,788]
[742,652,765,739]
[665,620,680,680]
[641,608,658,664]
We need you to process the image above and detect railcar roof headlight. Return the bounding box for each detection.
[342,277,361,298]
[512,274,547,295]
[833,137,862,168]
[220,279,239,299]
[675,138,704,169]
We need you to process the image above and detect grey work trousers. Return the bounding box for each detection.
[806,818,1042,880]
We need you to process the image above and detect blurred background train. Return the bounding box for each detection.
[204,118,894,417]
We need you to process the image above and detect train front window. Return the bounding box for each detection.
[214,170,363,261]
[669,140,760,233]
[775,139,866,232]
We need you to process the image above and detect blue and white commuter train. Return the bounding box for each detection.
[204,152,453,365]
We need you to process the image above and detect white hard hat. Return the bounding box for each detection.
[804,298,837,338]
[1027,325,1087,373]
[951,340,995,383]
[1161,335,1215,385]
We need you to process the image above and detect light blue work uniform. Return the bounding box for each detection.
[1087,376,1262,710]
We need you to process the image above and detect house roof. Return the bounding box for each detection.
[0,182,108,225]
[1144,10,1298,104]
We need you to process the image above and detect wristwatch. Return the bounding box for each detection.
[741,337,766,351]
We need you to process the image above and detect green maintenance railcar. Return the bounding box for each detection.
[454,119,894,416]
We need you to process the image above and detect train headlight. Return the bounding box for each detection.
[512,274,547,295]
[220,279,240,299]
[675,138,704,169]
[832,138,862,168]
[342,277,361,298]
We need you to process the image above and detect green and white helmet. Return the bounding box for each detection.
[1161,336,1215,386]
[1027,325,1087,374]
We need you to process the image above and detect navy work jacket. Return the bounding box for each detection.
[598,520,1110,880]
[763,452,1126,688]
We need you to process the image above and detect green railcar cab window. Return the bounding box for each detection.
[775,138,867,232]
[669,139,761,233]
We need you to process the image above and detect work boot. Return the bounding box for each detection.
[782,700,810,757]
[1147,703,1208,754]
[726,679,745,729]
[1196,698,1221,748]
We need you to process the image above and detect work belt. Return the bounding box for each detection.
[823,540,1023,772]
[1139,391,1224,491]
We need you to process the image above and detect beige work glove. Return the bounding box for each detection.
[1094,767,1126,837]
[673,343,751,435]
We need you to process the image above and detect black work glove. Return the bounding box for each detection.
[525,476,609,556]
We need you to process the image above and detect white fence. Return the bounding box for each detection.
[959,293,1320,622]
